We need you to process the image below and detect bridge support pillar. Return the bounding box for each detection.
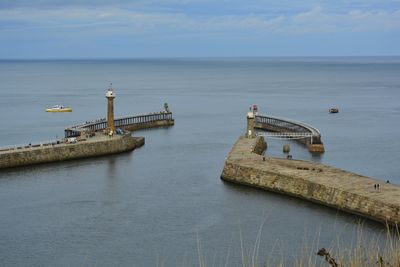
[308,143,325,154]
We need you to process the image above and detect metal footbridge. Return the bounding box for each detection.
[254,114,322,145]
[259,132,314,139]
[65,111,173,138]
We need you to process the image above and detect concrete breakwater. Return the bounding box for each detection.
[0,134,144,169]
[221,136,400,225]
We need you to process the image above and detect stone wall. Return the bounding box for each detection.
[221,136,400,225]
[0,135,144,169]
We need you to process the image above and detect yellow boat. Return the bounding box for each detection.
[46,105,72,112]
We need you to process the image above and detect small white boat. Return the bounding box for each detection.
[46,105,72,113]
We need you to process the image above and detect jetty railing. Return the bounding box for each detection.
[65,111,173,138]
[255,114,322,144]
[0,139,61,153]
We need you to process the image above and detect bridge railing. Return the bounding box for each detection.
[65,112,173,138]
[255,114,321,135]
[258,132,314,139]
[114,112,173,128]
[255,114,322,144]
[0,139,61,153]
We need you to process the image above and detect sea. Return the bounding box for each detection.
[0,57,399,266]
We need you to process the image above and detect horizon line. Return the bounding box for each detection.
[1,55,400,61]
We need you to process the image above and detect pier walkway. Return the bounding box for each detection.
[65,111,174,138]
[221,136,400,225]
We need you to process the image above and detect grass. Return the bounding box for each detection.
[324,224,400,267]
[192,223,400,267]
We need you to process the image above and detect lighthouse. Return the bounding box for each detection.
[106,84,116,134]
[246,106,255,138]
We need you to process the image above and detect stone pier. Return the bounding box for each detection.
[0,134,144,169]
[221,136,400,225]
[0,85,174,170]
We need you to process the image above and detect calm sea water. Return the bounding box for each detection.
[0,58,399,266]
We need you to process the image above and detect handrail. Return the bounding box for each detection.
[65,111,173,138]
[66,112,172,131]
[257,132,314,139]
[0,139,60,153]
[255,114,321,137]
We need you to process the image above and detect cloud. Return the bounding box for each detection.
[0,0,204,9]
[288,7,400,33]
[0,4,399,37]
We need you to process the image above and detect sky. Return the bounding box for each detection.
[0,0,399,58]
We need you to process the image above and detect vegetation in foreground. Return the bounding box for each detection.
[296,226,400,267]
[192,223,400,267]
